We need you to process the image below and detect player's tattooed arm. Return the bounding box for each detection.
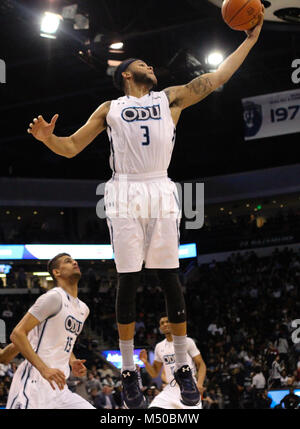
[185,75,213,98]
[164,72,223,111]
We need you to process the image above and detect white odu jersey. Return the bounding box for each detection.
[154,337,200,384]
[106,91,176,175]
[28,287,89,379]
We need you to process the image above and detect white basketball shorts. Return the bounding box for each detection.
[6,360,95,409]
[148,383,202,409]
[105,171,181,273]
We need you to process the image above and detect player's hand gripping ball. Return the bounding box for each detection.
[222,0,263,31]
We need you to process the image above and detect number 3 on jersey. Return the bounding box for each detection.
[141,126,150,146]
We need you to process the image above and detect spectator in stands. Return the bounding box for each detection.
[274,331,289,370]
[202,388,220,409]
[256,389,272,409]
[16,268,27,289]
[92,385,118,409]
[270,355,284,388]
[280,369,289,387]
[89,387,103,409]
[280,387,300,409]
[85,371,102,395]
[98,363,114,380]
[145,385,160,407]
[265,342,278,369]
[251,366,266,390]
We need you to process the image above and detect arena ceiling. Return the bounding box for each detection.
[0,0,300,182]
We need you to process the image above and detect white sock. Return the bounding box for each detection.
[173,334,188,371]
[119,339,136,373]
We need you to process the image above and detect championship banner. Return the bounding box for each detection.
[242,89,300,140]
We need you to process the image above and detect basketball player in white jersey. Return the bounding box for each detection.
[139,314,206,409]
[27,10,264,409]
[6,253,95,409]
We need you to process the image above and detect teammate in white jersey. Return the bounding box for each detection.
[26,10,264,409]
[6,253,95,409]
[140,315,206,409]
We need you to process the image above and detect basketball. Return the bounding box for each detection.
[222,0,262,31]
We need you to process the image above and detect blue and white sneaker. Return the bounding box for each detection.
[174,365,201,406]
[121,370,147,409]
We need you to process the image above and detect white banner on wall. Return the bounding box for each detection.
[242,89,300,140]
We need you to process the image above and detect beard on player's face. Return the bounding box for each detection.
[57,266,82,282]
[131,70,156,89]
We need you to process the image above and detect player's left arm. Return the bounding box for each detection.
[0,343,19,364]
[193,354,206,394]
[164,7,264,111]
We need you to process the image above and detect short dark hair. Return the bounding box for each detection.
[159,312,168,321]
[47,253,71,282]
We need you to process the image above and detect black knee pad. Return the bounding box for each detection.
[116,272,141,325]
[156,268,186,324]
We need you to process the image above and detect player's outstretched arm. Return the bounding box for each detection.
[0,343,19,364]
[10,313,66,390]
[164,8,264,111]
[27,101,111,158]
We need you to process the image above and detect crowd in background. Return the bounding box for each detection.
[1,206,300,254]
[1,247,300,408]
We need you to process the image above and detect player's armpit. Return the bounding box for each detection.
[68,100,111,158]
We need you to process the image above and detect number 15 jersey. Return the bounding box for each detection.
[106,91,176,175]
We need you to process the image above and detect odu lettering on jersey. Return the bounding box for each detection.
[121,105,161,122]
[163,354,176,365]
[65,315,83,336]
[106,91,175,174]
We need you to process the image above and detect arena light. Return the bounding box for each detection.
[33,272,51,277]
[107,59,122,67]
[46,277,53,281]
[110,42,124,50]
[207,52,224,67]
[40,12,63,39]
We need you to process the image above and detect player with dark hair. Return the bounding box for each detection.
[27,10,264,409]
[140,314,206,409]
[6,253,94,409]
